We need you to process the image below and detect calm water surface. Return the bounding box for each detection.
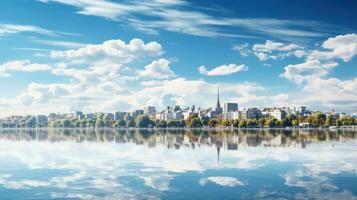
[0,129,356,200]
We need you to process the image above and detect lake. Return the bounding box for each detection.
[0,129,356,200]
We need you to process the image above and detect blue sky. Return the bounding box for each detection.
[0,0,356,116]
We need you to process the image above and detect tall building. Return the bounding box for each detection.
[36,115,48,124]
[215,87,223,114]
[223,103,238,113]
[75,111,84,120]
[144,106,156,115]
[114,112,126,120]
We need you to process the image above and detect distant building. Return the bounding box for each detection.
[75,111,84,120]
[131,110,144,117]
[223,111,240,120]
[85,113,96,120]
[114,111,126,120]
[36,115,48,124]
[144,106,156,115]
[270,109,286,121]
[105,113,114,120]
[156,112,173,121]
[223,103,238,113]
[240,108,261,120]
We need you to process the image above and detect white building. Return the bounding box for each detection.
[270,109,286,120]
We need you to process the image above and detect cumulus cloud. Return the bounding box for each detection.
[252,40,302,61]
[280,33,357,111]
[0,60,51,77]
[307,33,357,62]
[199,64,248,76]
[281,59,338,84]
[233,43,251,57]
[200,176,245,187]
[139,58,176,79]
[50,38,162,65]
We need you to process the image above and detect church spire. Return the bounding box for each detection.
[216,86,221,108]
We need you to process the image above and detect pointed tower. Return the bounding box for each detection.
[215,86,222,114]
[216,87,221,108]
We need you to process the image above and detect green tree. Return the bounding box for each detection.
[136,115,152,128]
[126,119,136,127]
[95,119,105,128]
[157,120,167,128]
[292,119,299,127]
[221,119,231,127]
[246,119,257,127]
[239,120,247,127]
[208,119,219,127]
[200,117,209,126]
[233,119,240,127]
[62,119,71,128]
[189,118,202,128]
[325,115,332,127]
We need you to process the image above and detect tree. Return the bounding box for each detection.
[325,115,332,127]
[246,119,257,127]
[208,119,219,127]
[200,117,209,126]
[233,119,240,128]
[126,119,136,128]
[221,119,231,127]
[95,119,105,128]
[186,113,199,126]
[258,118,266,127]
[239,120,247,127]
[136,115,152,128]
[103,114,113,127]
[157,120,167,128]
[265,119,276,127]
[292,119,299,127]
[62,119,71,128]
[189,118,202,128]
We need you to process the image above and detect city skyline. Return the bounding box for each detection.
[0,0,357,117]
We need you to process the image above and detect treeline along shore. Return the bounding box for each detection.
[1,112,356,129]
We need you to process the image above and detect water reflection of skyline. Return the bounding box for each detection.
[0,129,357,200]
[0,129,356,150]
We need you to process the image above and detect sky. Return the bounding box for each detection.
[0,0,356,116]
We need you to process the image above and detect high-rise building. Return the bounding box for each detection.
[36,115,48,124]
[115,111,126,120]
[223,103,238,113]
[75,111,84,120]
[144,106,156,115]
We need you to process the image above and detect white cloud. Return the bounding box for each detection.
[38,0,331,39]
[281,59,338,84]
[252,40,302,61]
[139,58,176,79]
[280,33,357,111]
[0,23,59,37]
[0,60,51,77]
[50,38,162,65]
[253,40,301,52]
[254,52,269,61]
[199,64,248,76]
[307,33,357,62]
[232,43,251,57]
[35,39,85,49]
[200,177,245,187]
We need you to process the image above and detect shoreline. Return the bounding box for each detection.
[0,126,356,131]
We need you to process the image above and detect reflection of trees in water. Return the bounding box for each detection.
[0,129,356,149]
